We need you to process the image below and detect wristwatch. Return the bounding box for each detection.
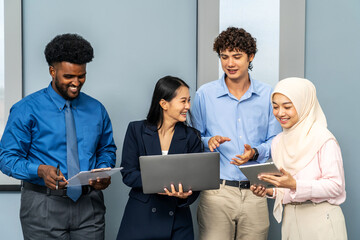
[251,148,259,161]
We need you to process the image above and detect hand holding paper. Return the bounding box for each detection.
[89,176,112,190]
[67,167,122,187]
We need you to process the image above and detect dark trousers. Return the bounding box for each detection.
[117,195,194,240]
[20,187,106,240]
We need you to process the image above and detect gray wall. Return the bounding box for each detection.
[305,0,360,239]
[197,0,219,87]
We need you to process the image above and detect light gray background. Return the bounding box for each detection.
[219,0,280,86]
[0,0,22,186]
[0,0,359,240]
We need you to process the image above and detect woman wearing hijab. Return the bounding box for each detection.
[117,76,202,240]
[250,77,347,239]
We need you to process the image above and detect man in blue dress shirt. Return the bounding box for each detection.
[0,34,117,239]
[192,27,282,240]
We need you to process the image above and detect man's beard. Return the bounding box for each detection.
[54,76,81,100]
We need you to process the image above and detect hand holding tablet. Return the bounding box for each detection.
[258,167,297,190]
[238,161,282,187]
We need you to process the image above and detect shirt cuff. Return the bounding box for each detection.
[254,145,268,163]
[289,180,312,201]
[201,137,211,150]
[29,163,41,179]
[265,188,276,199]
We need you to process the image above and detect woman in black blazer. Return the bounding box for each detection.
[117,76,202,240]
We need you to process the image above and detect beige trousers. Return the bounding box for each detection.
[282,202,347,240]
[197,183,269,240]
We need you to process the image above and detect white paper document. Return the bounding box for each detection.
[67,167,123,186]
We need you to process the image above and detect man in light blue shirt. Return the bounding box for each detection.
[192,27,281,240]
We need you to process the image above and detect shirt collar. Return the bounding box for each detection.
[216,73,260,98]
[47,82,80,111]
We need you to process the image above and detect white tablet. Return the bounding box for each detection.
[239,161,281,187]
[67,167,123,186]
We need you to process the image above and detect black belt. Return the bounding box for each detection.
[22,181,93,197]
[288,200,314,205]
[220,179,250,189]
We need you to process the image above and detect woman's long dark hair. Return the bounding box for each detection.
[146,76,189,129]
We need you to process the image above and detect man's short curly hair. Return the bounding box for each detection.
[213,27,257,70]
[44,33,94,66]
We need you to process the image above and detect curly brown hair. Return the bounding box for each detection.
[213,27,257,70]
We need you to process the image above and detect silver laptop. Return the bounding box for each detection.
[139,152,220,194]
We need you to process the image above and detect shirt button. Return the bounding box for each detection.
[239,136,242,139]
[152,208,156,213]
[238,118,241,122]
[169,211,174,216]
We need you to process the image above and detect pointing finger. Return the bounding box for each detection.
[220,137,231,143]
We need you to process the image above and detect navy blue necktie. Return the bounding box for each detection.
[65,100,81,202]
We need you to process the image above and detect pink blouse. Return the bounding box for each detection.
[272,135,346,205]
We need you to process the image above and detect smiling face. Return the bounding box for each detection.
[272,93,299,129]
[220,49,254,82]
[50,62,86,100]
[160,86,190,125]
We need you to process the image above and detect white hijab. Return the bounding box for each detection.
[271,77,335,222]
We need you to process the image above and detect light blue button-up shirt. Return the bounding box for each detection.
[0,83,117,185]
[192,74,282,181]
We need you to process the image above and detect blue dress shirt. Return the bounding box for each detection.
[192,74,282,181]
[0,83,117,185]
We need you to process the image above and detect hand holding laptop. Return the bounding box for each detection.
[158,183,193,199]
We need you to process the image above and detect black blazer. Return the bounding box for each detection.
[117,120,202,240]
